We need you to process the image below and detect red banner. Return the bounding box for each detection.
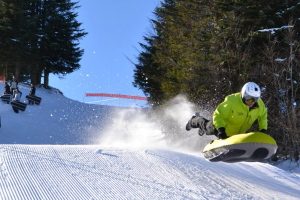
[85,93,147,101]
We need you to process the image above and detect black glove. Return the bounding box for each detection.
[259,129,267,133]
[217,127,228,139]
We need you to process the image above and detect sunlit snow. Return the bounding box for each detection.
[0,83,299,200]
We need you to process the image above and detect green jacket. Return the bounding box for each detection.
[213,93,268,136]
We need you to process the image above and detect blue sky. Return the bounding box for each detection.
[50,0,161,107]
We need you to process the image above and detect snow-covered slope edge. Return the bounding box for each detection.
[0,83,117,144]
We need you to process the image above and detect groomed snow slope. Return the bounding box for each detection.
[0,83,299,200]
[1,145,300,200]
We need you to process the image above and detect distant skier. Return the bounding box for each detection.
[12,88,22,113]
[28,84,36,105]
[29,84,36,96]
[186,82,268,139]
[10,77,18,94]
[4,81,11,94]
[12,88,22,102]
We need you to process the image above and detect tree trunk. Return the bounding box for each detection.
[43,69,49,88]
[14,63,21,81]
[31,65,42,85]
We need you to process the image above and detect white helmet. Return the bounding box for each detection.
[241,82,261,101]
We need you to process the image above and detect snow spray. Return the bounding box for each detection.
[98,95,214,153]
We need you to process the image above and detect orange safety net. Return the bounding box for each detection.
[85,93,147,101]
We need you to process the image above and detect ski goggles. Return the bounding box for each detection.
[243,95,259,103]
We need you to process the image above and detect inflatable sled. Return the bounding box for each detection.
[203,132,277,162]
[1,94,12,104]
[11,100,27,113]
[26,95,42,105]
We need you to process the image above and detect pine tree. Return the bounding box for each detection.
[38,0,86,86]
[134,0,217,105]
[0,0,86,85]
[0,0,13,75]
[134,37,166,105]
[0,0,30,80]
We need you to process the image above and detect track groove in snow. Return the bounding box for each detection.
[145,150,260,199]
[0,145,300,200]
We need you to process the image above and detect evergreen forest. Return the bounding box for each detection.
[0,0,86,86]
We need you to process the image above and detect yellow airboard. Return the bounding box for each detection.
[203,132,277,152]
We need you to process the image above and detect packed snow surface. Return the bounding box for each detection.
[0,83,299,200]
